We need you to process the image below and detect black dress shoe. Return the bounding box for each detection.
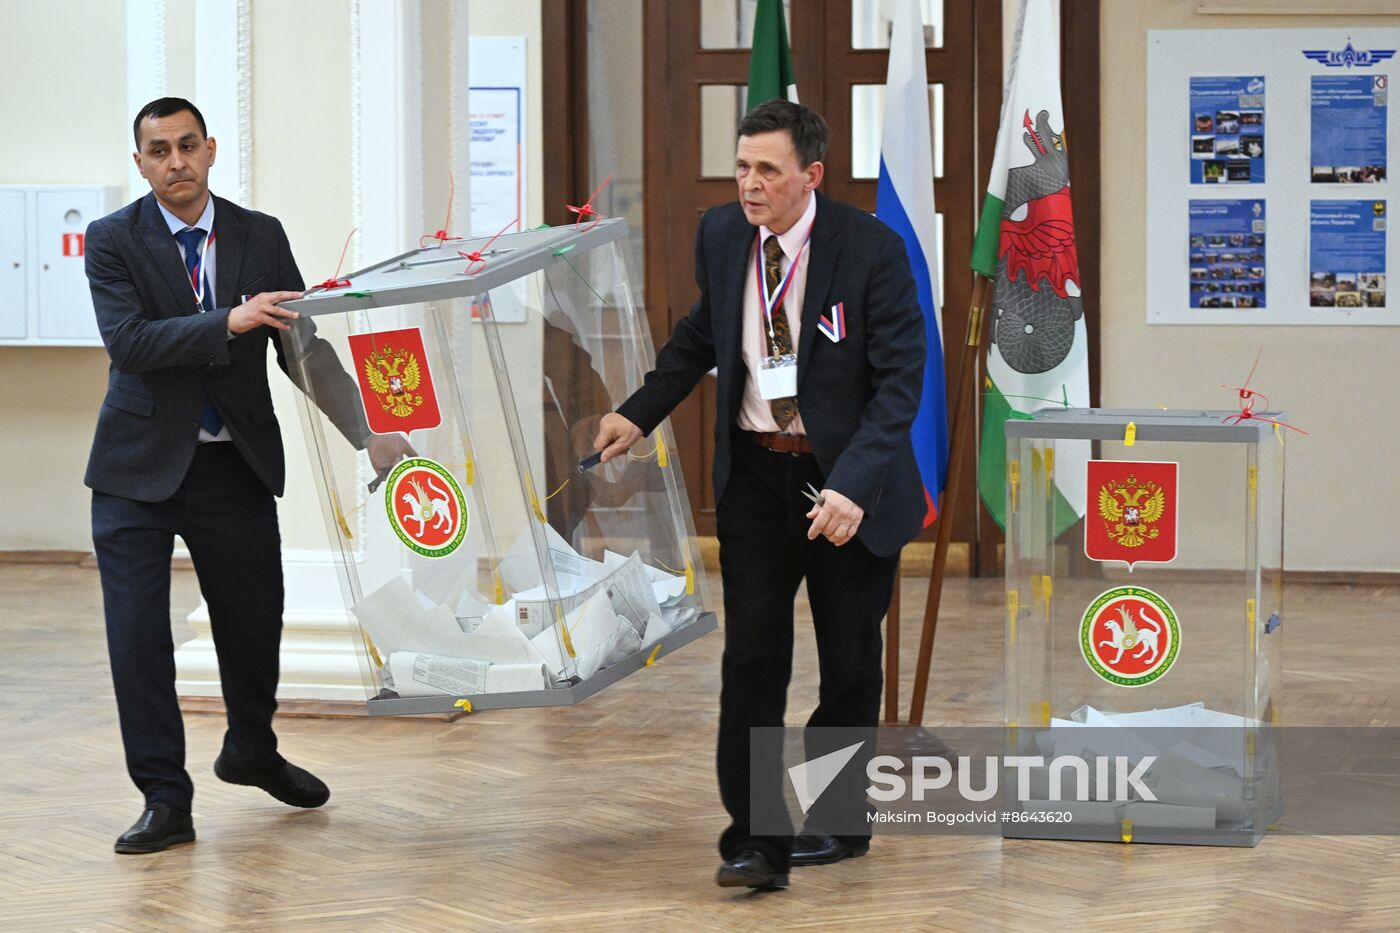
[716,849,789,890]
[115,804,195,854]
[214,753,330,808]
[791,833,870,866]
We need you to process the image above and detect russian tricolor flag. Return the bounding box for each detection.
[875,0,949,527]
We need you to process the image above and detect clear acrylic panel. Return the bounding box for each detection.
[279,221,714,714]
[850,83,943,179]
[1002,410,1284,845]
[701,0,791,49]
[852,0,943,49]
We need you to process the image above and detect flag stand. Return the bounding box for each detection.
[882,273,991,735]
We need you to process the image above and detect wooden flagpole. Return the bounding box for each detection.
[907,273,991,725]
[884,574,900,722]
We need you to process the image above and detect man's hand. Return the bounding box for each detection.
[806,489,864,546]
[228,291,304,333]
[367,433,417,477]
[593,412,643,463]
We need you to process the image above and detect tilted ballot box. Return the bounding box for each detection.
[1002,409,1283,845]
[278,219,714,715]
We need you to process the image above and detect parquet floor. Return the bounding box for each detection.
[3,562,1399,931]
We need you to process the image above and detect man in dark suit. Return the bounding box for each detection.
[87,98,407,853]
[593,100,925,890]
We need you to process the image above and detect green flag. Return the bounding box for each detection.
[973,0,1089,535]
[746,0,797,110]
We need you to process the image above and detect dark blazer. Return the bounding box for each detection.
[617,193,926,557]
[84,192,366,502]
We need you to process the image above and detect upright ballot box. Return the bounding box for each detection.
[278,219,714,715]
[1002,409,1283,845]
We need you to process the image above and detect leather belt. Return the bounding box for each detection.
[744,431,813,455]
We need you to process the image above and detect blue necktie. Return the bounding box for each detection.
[174,227,225,436]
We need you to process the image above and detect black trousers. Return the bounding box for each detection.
[91,442,285,811]
[716,434,899,870]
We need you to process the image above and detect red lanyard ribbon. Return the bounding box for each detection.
[189,226,216,305]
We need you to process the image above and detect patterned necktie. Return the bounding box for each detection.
[174,227,225,436]
[763,234,799,430]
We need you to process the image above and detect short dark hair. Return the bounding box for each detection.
[737,99,828,167]
[132,97,208,148]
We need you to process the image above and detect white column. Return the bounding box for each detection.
[125,0,168,200]
[176,0,431,704]
[194,0,252,205]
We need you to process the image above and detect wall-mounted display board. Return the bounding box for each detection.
[1146,29,1398,325]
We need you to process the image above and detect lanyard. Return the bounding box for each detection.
[753,222,814,345]
[186,226,217,308]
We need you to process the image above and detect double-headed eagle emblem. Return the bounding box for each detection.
[1096,473,1166,548]
[363,345,424,418]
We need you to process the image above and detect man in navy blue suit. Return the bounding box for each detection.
[86,98,408,853]
[594,101,926,890]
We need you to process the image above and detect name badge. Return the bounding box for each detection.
[757,353,798,400]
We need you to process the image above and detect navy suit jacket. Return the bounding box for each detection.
[84,192,366,502]
[617,193,926,557]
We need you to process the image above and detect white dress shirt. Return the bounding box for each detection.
[158,194,230,442]
[737,192,816,435]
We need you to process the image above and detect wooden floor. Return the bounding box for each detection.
[3,562,1399,931]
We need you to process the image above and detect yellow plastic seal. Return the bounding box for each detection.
[1124,421,1137,447]
[645,644,662,667]
[1121,818,1134,844]
[656,435,670,468]
[331,490,354,540]
[1008,589,1020,646]
[454,698,473,713]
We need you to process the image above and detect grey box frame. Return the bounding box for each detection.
[282,219,628,317]
[1005,408,1282,444]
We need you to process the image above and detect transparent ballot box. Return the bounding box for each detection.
[1002,409,1283,845]
[279,219,714,714]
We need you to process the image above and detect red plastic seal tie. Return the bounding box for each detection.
[1220,348,1308,435]
[458,217,519,276]
[312,227,357,292]
[566,174,614,232]
[420,173,465,249]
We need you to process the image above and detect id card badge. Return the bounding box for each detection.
[757,353,798,400]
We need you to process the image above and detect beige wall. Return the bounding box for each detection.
[0,1,123,549]
[0,0,545,552]
[1100,4,1400,572]
[4,1,1393,572]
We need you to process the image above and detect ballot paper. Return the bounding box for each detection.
[515,551,663,641]
[386,651,550,697]
[605,549,689,606]
[499,523,606,594]
[353,574,550,668]
[1028,703,1259,827]
[352,575,476,657]
[530,588,642,680]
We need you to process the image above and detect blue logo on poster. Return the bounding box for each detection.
[1302,41,1396,69]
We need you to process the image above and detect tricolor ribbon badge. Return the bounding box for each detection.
[818,301,846,343]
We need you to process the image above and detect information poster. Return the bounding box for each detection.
[1311,75,1388,184]
[1309,200,1387,308]
[1190,75,1266,185]
[1188,200,1267,309]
